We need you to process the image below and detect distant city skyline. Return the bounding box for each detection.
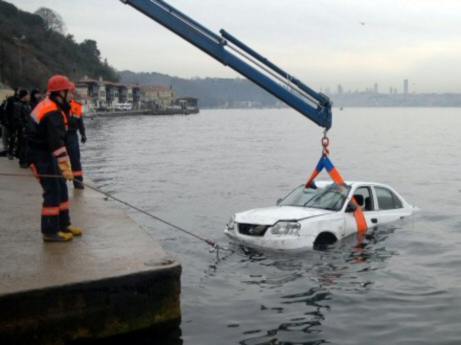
[9,0,461,93]
[329,79,423,95]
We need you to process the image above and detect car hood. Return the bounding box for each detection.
[235,206,333,225]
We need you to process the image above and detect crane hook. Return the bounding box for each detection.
[321,130,330,156]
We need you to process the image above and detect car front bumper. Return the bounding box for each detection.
[224,227,315,251]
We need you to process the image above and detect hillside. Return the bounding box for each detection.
[119,71,279,108]
[0,0,118,90]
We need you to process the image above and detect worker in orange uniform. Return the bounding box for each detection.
[68,92,87,189]
[27,75,83,242]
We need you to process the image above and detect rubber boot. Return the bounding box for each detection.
[64,225,83,236]
[43,231,73,242]
[73,182,84,190]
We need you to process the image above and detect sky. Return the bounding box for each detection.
[8,0,461,93]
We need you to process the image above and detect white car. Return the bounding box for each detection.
[225,181,417,251]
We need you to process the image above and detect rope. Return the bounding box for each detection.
[0,172,231,253]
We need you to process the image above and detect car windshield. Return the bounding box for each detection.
[279,185,324,207]
[304,184,350,211]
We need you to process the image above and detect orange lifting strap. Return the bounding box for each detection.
[305,135,368,236]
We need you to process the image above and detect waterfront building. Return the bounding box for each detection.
[175,97,199,114]
[140,85,176,110]
[76,77,142,112]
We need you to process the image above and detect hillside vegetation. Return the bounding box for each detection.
[0,0,279,107]
[0,0,118,90]
[120,71,279,108]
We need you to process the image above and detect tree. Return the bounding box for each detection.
[80,39,101,60]
[35,7,66,34]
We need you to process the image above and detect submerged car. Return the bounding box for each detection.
[225,181,417,251]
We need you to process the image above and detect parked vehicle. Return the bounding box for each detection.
[113,103,132,111]
[225,181,417,251]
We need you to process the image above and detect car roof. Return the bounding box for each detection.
[311,181,394,189]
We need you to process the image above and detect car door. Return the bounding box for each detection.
[344,185,380,235]
[372,186,407,225]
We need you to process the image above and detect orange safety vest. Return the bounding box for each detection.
[31,97,68,128]
[70,100,83,118]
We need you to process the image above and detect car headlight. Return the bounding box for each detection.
[226,216,235,231]
[270,221,301,236]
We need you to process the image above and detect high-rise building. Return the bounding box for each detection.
[403,79,409,94]
[337,84,343,95]
[374,83,379,94]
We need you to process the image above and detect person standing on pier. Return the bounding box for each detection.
[12,89,31,168]
[67,91,87,189]
[0,90,16,156]
[27,75,83,242]
[30,88,43,110]
[3,88,19,160]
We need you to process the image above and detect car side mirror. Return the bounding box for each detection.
[276,198,282,206]
[346,202,356,213]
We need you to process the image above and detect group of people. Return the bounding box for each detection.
[0,88,41,166]
[0,75,87,242]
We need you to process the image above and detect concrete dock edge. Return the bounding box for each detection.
[0,265,181,344]
[0,159,182,344]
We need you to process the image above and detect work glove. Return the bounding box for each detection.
[58,160,74,181]
[81,135,87,144]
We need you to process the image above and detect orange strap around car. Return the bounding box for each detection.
[305,136,368,236]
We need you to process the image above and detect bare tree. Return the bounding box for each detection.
[35,7,66,34]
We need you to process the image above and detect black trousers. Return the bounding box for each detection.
[29,148,71,235]
[7,126,19,157]
[66,131,83,187]
[7,126,27,165]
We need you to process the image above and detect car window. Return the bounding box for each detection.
[375,187,403,210]
[304,184,350,211]
[353,186,374,211]
[279,185,319,207]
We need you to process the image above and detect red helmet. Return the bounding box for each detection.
[69,82,76,93]
[47,75,74,93]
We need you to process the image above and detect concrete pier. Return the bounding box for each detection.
[0,159,181,344]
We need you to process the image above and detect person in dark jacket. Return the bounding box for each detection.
[0,91,16,156]
[30,88,43,110]
[28,75,83,242]
[12,89,31,168]
[67,93,87,189]
[3,88,19,159]
[8,89,30,164]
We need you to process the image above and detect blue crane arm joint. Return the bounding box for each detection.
[120,0,333,129]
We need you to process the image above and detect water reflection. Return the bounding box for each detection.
[205,226,399,345]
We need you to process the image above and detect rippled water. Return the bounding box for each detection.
[82,108,461,345]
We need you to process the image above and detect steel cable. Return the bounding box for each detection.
[0,172,232,254]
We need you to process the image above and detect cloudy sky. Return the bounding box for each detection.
[9,0,461,93]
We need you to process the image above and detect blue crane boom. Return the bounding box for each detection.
[121,0,332,129]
